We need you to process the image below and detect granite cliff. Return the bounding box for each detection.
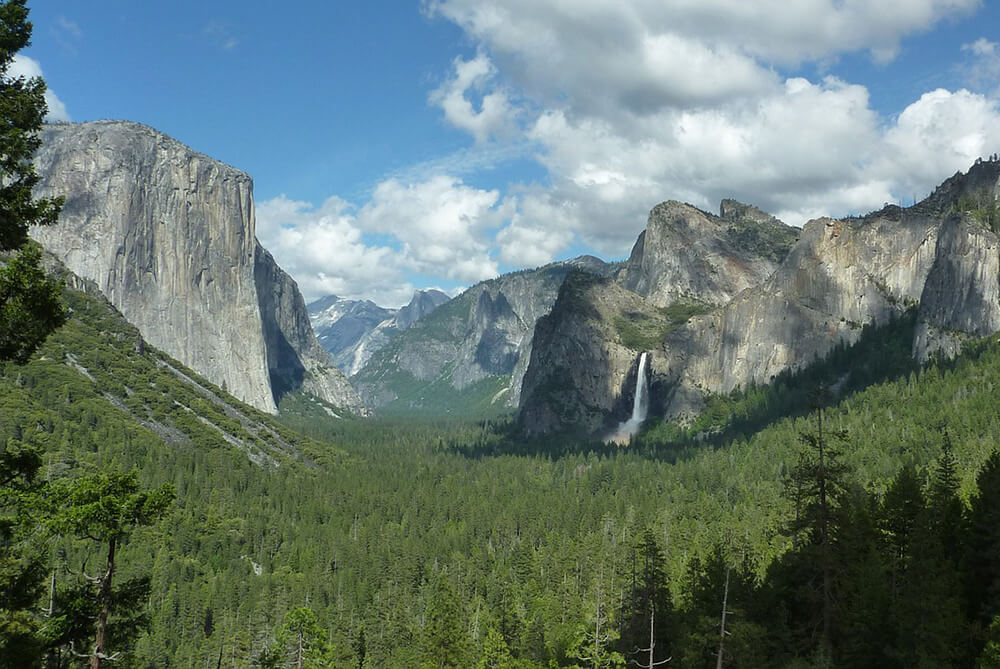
[352,256,616,415]
[519,159,1000,437]
[31,121,362,414]
[519,201,798,436]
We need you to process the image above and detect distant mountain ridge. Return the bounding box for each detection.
[351,255,619,415]
[308,289,451,376]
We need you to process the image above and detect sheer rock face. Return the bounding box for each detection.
[518,201,797,435]
[518,160,1000,436]
[619,200,797,308]
[913,217,1000,360]
[254,246,364,413]
[352,256,616,410]
[31,121,362,415]
[518,272,664,437]
[663,209,940,418]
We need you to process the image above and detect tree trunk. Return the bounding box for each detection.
[91,536,117,669]
[716,565,730,669]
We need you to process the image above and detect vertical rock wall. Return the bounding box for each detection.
[31,121,362,415]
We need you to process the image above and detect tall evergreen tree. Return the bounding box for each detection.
[618,529,672,666]
[893,441,969,668]
[0,2,65,663]
[262,606,334,669]
[0,0,65,363]
[784,391,848,654]
[419,575,470,669]
[964,450,1000,629]
[0,437,46,668]
[47,471,174,669]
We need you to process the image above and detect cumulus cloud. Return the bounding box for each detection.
[426,0,980,81]
[357,176,506,282]
[256,176,510,307]
[430,53,517,142]
[255,195,408,306]
[268,1,1000,304]
[412,0,1000,262]
[8,55,71,122]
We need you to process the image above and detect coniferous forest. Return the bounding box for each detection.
[5,2,1000,668]
[6,256,1000,667]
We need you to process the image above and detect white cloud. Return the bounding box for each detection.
[410,0,1000,260]
[963,37,1000,95]
[358,176,506,282]
[267,2,1000,305]
[255,195,408,306]
[256,176,510,307]
[425,0,979,119]
[879,88,1000,198]
[430,54,517,142]
[8,55,71,122]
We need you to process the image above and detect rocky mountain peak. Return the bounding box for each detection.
[32,120,363,415]
[917,156,1000,214]
[620,199,797,308]
[396,289,450,330]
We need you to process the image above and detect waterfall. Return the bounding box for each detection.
[630,351,650,424]
[607,351,650,444]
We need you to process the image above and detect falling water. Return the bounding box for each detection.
[607,351,650,444]
[630,351,650,424]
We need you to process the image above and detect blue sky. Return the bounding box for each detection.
[18,1,1000,306]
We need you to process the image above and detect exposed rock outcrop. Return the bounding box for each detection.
[518,159,1000,436]
[518,272,666,436]
[619,200,797,307]
[519,200,797,434]
[255,246,364,412]
[913,217,1000,360]
[353,256,617,412]
[31,120,362,414]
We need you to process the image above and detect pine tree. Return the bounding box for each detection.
[47,471,174,668]
[478,624,515,669]
[619,529,671,666]
[0,0,65,363]
[0,437,46,668]
[0,2,65,663]
[419,575,470,669]
[783,390,848,653]
[262,606,333,669]
[570,572,624,669]
[964,450,1000,628]
[893,441,969,668]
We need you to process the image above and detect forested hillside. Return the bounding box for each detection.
[6,270,1000,666]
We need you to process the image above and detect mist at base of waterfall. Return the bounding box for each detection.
[605,415,645,445]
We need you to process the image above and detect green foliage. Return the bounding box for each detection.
[48,471,174,543]
[613,300,709,352]
[0,0,66,364]
[0,244,65,363]
[955,188,1000,233]
[419,576,471,669]
[262,606,334,668]
[724,217,799,263]
[9,246,1000,666]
